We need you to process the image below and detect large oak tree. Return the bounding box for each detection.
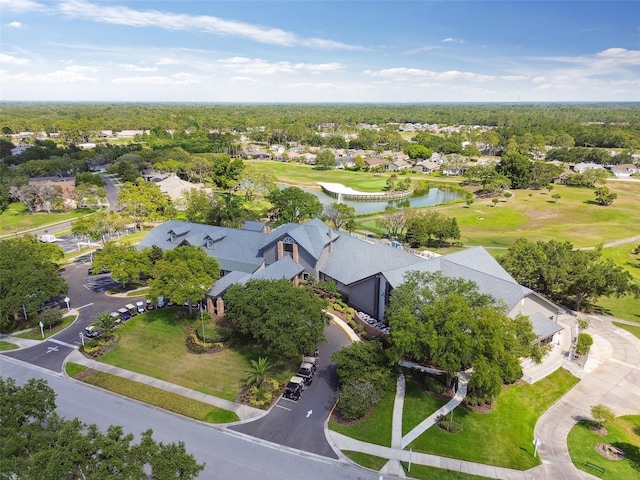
[224,279,329,357]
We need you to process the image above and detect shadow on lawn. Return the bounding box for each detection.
[613,442,640,472]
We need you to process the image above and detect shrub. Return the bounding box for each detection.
[437,415,464,434]
[575,332,593,355]
[337,382,379,421]
[186,333,222,354]
[422,374,447,395]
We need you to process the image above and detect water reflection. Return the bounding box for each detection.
[285,185,466,215]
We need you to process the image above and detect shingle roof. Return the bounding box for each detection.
[261,219,333,260]
[241,220,267,232]
[530,312,564,342]
[138,220,265,273]
[319,234,427,285]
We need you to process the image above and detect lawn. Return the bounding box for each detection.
[568,415,640,480]
[402,373,449,436]
[15,313,77,340]
[401,463,494,480]
[341,451,388,471]
[0,202,97,236]
[329,388,395,447]
[0,341,18,351]
[407,369,579,470]
[98,308,297,402]
[595,243,640,323]
[614,322,640,340]
[67,363,239,423]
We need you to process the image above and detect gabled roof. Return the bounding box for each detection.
[241,220,267,232]
[319,234,427,285]
[138,220,264,273]
[261,219,333,260]
[530,312,563,342]
[381,246,528,312]
[207,256,304,297]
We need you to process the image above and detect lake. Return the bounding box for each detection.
[287,185,466,215]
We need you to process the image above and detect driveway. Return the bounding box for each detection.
[230,322,353,458]
[534,315,640,479]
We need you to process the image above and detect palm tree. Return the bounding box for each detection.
[245,357,274,388]
[95,312,115,336]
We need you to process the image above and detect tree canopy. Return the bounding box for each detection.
[117,179,174,230]
[0,377,205,480]
[92,241,151,287]
[148,245,220,315]
[498,239,639,310]
[0,236,67,332]
[386,271,536,401]
[267,187,322,224]
[224,279,329,357]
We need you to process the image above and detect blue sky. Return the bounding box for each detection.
[1,1,639,102]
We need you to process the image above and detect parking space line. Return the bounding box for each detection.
[275,404,292,411]
[76,303,94,310]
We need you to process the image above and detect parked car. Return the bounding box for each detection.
[39,234,57,243]
[84,325,102,338]
[125,303,136,316]
[302,356,318,374]
[117,307,131,321]
[145,299,154,310]
[88,266,110,275]
[156,296,166,308]
[136,301,145,314]
[283,376,305,401]
[296,362,315,385]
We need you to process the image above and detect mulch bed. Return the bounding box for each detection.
[595,443,626,460]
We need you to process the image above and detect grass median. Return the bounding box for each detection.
[568,415,640,480]
[66,362,239,423]
[97,308,297,403]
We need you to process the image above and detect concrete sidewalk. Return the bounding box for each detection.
[65,350,265,421]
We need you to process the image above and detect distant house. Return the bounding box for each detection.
[573,162,604,174]
[364,157,388,170]
[155,175,211,205]
[138,218,563,346]
[413,160,440,174]
[609,163,640,178]
[335,156,355,169]
[386,159,412,171]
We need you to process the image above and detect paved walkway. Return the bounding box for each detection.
[64,350,265,421]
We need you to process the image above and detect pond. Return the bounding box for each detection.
[285,185,466,215]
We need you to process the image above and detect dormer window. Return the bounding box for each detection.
[283,235,294,254]
[170,232,177,244]
[206,238,214,249]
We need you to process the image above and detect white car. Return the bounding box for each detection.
[136,301,145,314]
[39,234,57,243]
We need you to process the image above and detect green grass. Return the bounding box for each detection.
[98,308,296,402]
[15,313,76,340]
[76,368,239,423]
[594,244,640,322]
[0,202,96,236]
[65,362,86,376]
[408,369,579,470]
[0,341,18,351]
[329,389,395,447]
[341,451,389,471]
[613,322,640,341]
[568,416,640,480]
[402,374,449,436]
[401,463,494,480]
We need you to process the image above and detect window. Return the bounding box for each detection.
[206,238,214,249]
[282,235,295,254]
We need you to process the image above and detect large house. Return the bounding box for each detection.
[138,218,562,344]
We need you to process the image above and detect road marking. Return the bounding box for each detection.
[306,409,313,418]
[83,284,91,290]
[46,346,59,353]
[275,404,291,411]
[280,397,298,404]
[76,303,94,310]
[48,338,77,349]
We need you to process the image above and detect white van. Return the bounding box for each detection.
[39,234,57,243]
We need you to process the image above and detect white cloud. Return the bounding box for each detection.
[364,67,523,83]
[230,76,258,83]
[442,37,464,44]
[0,53,30,65]
[3,65,98,83]
[119,64,158,72]
[217,57,343,76]
[285,82,339,90]
[9,21,24,28]
[156,58,181,66]
[0,0,44,12]
[403,45,441,55]
[55,1,361,50]
[111,73,204,85]
[301,38,366,51]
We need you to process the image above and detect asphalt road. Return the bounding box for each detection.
[2,262,125,372]
[230,323,353,458]
[1,358,382,480]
